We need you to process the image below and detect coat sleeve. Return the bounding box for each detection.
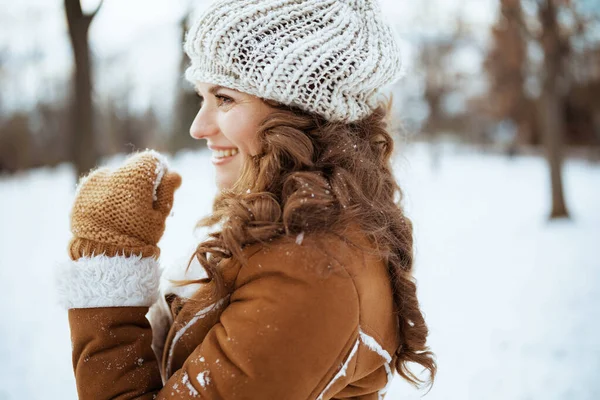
[56,254,165,399]
[59,243,361,400]
[67,307,163,399]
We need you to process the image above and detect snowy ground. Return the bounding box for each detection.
[0,144,598,400]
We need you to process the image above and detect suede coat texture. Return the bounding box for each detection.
[62,231,400,399]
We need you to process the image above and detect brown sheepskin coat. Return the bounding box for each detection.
[62,231,400,399]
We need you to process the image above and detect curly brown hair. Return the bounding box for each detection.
[181,99,436,388]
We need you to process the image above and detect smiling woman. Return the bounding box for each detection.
[56,0,436,399]
[190,84,276,189]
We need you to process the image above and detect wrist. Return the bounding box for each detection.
[68,237,160,261]
[56,253,161,309]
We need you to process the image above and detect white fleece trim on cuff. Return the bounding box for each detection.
[55,254,161,309]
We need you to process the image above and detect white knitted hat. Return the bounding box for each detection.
[184,0,403,123]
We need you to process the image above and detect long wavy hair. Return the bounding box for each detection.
[180,98,436,388]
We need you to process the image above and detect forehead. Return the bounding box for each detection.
[195,82,239,95]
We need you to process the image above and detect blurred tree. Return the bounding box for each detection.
[100,85,161,156]
[0,47,5,107]
[419,37,457,170]
[64,0,103,178]
[0,113,32,173]
[34,99,72,168]
[170,10,203,154]
[484,0,600,218]
[484,0,538,148]
[417,19,478,169]
[420,38,457,138]
[537,0,569,218]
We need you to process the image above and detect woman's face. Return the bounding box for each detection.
[189,82,275,189]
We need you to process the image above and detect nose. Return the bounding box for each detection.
[189,109,219,140]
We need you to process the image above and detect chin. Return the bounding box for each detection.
[215,161,243,191]
[215,175,235,191]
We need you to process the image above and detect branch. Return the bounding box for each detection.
[81,0,104,30]
[87,0,104,20]
[64,0,83,20]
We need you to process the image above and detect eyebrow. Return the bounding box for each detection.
[195,85,226,96]
[208,85,224,95]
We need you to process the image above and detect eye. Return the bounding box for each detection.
[196,93,204,108]
[216,94,233,107]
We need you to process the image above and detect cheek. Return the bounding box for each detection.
[219,111,262,155]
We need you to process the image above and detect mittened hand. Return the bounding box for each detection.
[68,150,182,261]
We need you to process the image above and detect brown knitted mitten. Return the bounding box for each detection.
[68,150,182,260]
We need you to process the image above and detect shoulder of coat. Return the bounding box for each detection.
[239,229,374,280]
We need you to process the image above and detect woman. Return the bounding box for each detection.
[57,0,436,398]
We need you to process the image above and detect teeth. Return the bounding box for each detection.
[213,148,239,159]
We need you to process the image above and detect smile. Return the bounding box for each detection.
[211,147,239,165]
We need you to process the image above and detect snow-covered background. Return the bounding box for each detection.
[0,144,598,399]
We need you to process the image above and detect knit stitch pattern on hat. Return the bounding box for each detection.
[184,0,403,123]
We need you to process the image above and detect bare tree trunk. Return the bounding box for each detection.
[538,0,569,219]
[65,0,103,178]
[539,90,569,218]
[169,12,203,154]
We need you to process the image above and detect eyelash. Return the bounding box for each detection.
[196,94,233,108]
